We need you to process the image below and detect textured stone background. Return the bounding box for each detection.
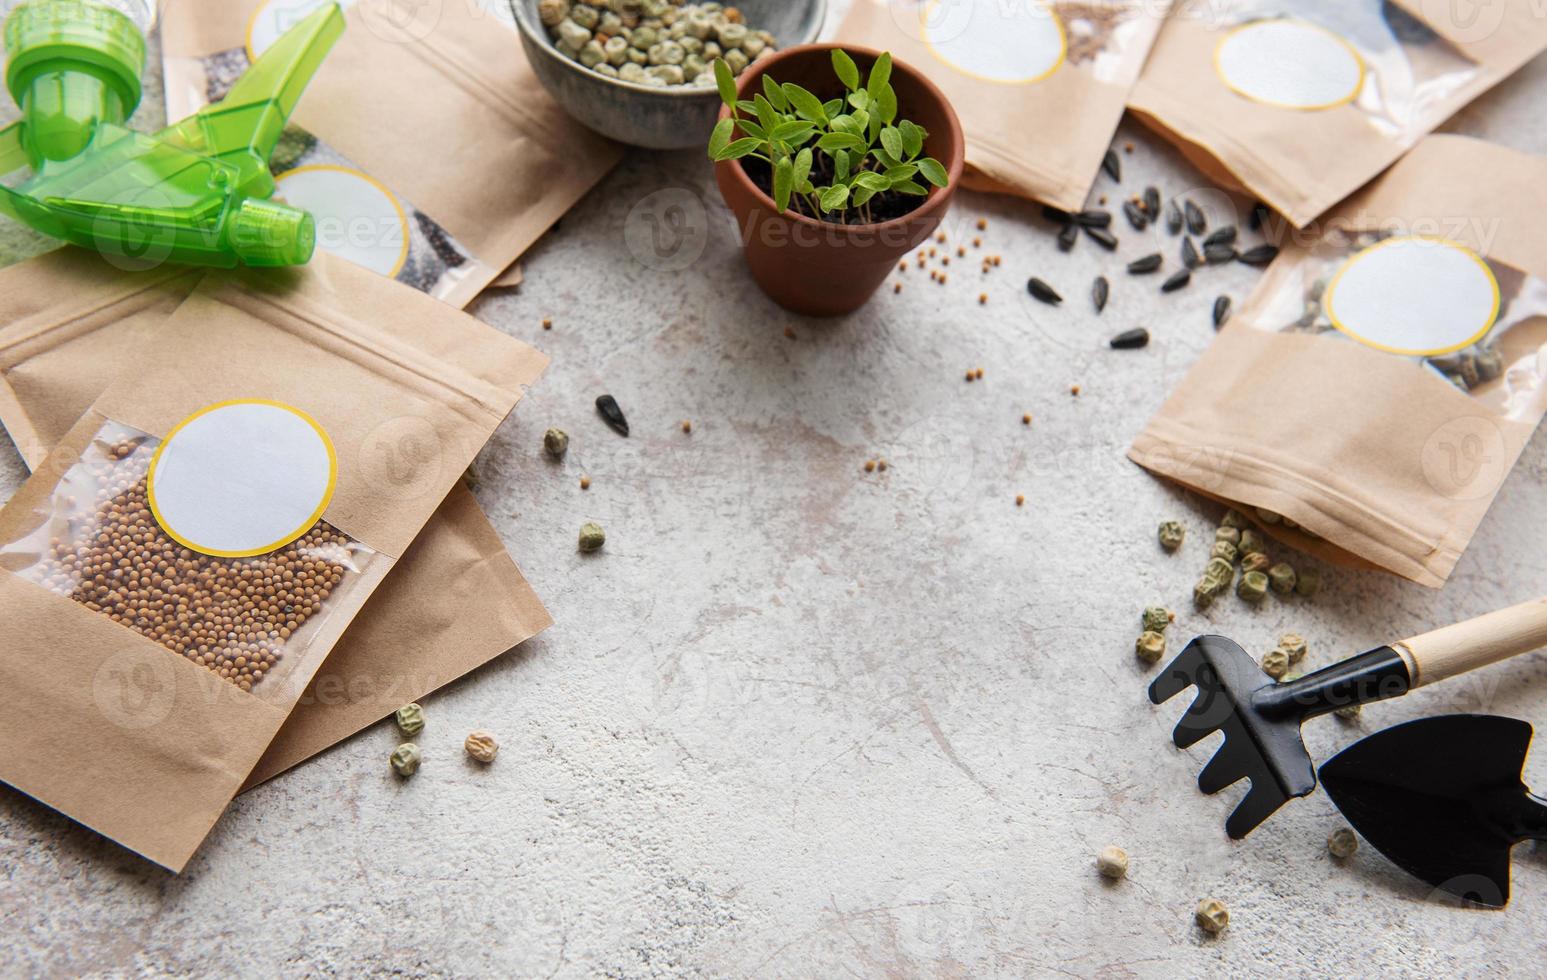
[2,6,1547,976]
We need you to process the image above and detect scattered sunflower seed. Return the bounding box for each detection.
[1027,277,1063,305]
[1123,199,1149,231]
[1084,226,1119,250]
[1203,227,1238,248]
[1161,270,1191,293]
[1110,328,1150,350]
[1184,200,1206,235]
[1096,845,1129,880]
[596,394,630,436]
[1238,244,1280,266]
[1195,899,1229,934]
[1143,186,1160,216]
[1327,826,1359,860]
[1212,295,1232,328]
[1102,148,1121,181]
[1204,242,1237,265]
[1073,209,1112,228]
[1158,520,1186,551]
[1136,631,1166,664]
[1166,200,1183,235]
[1127,253,1163,275]
[1058,223,1078,251]
[1181,237,1201,269]
[1092,276,1109,313]
[1042,205,1072,224]
[1249,202,1269,231]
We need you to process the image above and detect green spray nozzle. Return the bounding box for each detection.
[0,0,343,268]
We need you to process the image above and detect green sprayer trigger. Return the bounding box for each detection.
[0,0,344,268]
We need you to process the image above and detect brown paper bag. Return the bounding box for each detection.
[1129,0,1547,228]
[833,0,1171,210]
[1130,135,1547,587]
[0,247,550,792]
[160,0,619,306]
[0,251,546,870]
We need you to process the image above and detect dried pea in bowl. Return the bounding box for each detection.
[511,0,827,149]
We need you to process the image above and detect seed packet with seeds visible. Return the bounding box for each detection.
[833,0,1173,210]
[1130,0,1547,227]
[160,0,618,306]
[0,247,551,792]
[0,251,546,871]
[1130,135,1547,587]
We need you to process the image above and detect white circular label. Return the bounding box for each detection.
[247,0,358,59]
[274,165,410,278]
[1326,237,1500,356]
[149,400,337,558]
[1215,19,1364,110]
[922,0,1065,84]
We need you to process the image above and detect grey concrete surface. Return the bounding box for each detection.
[3,9,1547,978]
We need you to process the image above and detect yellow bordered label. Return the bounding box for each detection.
[920,0,1067,86]
[147,399,338,559]
[274,164,412,278]
[1325,236,1501,357]
[246,0,339,62]
[1214,18,1366,112]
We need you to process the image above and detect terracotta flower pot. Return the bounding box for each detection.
[714,44,965,317]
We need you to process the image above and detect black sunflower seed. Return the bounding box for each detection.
[1204,242,1237,265]
[1203,227,1238,248]
[1161,270,1191,293]
[1072,209,1112,228]
[1166,201,1183,235]
[1102,148,1121,182]
[1058,223,1078,252]
[1238,244,1280,266]
[1184,200,1206,235]
[1127,253,1163,275]
[1109,327,1150,350]
[596,394,630,437]
[1092,276,1109,313]
[1123,200,1149,231]
[1181,237,1200,269]
[1249,202,1269,231]
[1083,226,1119,251]
[1042,205,1072,224]
[1213,295,1232,328]
[1028,277,1063,305]
[1143,186,1160,216]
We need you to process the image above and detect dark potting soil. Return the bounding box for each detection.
[742,156,926,226]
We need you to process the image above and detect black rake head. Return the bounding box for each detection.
[1149,635,1319,839]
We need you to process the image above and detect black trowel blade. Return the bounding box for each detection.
[1319,714,1538,908]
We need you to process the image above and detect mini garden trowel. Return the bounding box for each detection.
[1320,714,1547,908]
[1149,595,1547,840]
[0,0,343,267]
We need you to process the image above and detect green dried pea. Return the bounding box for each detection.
[390,742,422,777]
[1136,631,1166,664]
[1142,606,1171,633]
[1203,557,1235,588]
[1158,520,1185,552]
[1238,528,1266,557]
[1278,633,1308,664]
[1334,704,1362,721]
[1237,569,1269,603]
[1095,845,1129,879]
[579,521,606,552]
[543,427,569,459]
[1295,568,1322,597]
[1193,581,1217,610]
[1327,826,1358,859]
[1195,898,1229,934]
[1268,562,1297,594]
[1261,648,1290,679]
[1241,552,1270,574]
[396,702,425,736]
[1214,526,1241,546]
[1210,540,1239,563]
[1220,509,1247,530]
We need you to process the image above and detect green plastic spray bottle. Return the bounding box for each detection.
[0,0,344,267]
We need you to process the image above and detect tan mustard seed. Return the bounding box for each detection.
[936,232,946,244]
[974,368,984,379]
[877,460,888,472]
[939,273,948,285]
[898,261,907,271]
[864,460,876,473]
[1070,384,1081,396]
[580,476,591,490]
[942,256,950,266]
[894,283,902,294]
[1022,413,1032,425]
[541,317,552,330]
[681,419,692,433]
[957,246,966,258]
[976,218,987,231]
[978,293,987,305]
[972,236,982,248]
[784,326,797,339]
[1016,495,1025,507]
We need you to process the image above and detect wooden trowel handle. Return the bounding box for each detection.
[1396,596,1547,688]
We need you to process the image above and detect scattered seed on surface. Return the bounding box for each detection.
[936,232,946,244]
[1016,494,1025,507]
[976,218,987,231]
[543,427,569,460]
[1334,703,1362,721]
[1237,569,1269,603]
[1161,270,1191,293]
[1027,277,1063,305]
[1158,520,1185,551]
[1256,507,1282,525]
[1203,227,1238,248]
[1238,244,1280,266]
[1249,202,1269,230]
[1127,253,1162,275]
[1136,630,1166,663]
[464,730,499,763]
[596,394,630,436]
[1215,526,1240,546]
[1184,200,1206,235]
[1166,201,1182,235]
[1221,509,1247,530]
[1084,226,1119,251]
[1124,141,1135,153]
[1092,276,1109,312]
[1110,328,1150,350]
[1279,633,1308,664]
[1211,540,1239,563]
[390,743,422,777]
[1261,648,1290,679]
[1295,568,1322,597]
[1058,223,1079,251]
[1102,148,1121,181]
[894,282,903,294]
[1143,186,1160,216]
[1022,413,1032,425]
[957,246,966,258]
[1195,899,1229,935]
[942,256,950,266]
[1069,384,1081,396]
[1073,209,1112,228]
[681,419,692,433]
[878,460,888,472]
[1213,295,1232,328]
[1096,845,1129,880]
[1268,562,1297,594]
[1123,199,1149,231]
[784,325,797,339]
[396,703,426,736]
[965,370,975,383]
[973,237,982,248]
[974,368,984,379]
[898,261,907,271]
[578,521,606,553]
[864,460,876,473]
[1142,606,1171,633]
[541,317,553,331]
[1328,827,1359,860]
[992,256,1001,266]
[579,476,591,490]
[939,273,948,284]
[1204,242,1237,265]
[1181,237,1201,270]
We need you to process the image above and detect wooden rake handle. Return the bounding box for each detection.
[1395,596,1547,688]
